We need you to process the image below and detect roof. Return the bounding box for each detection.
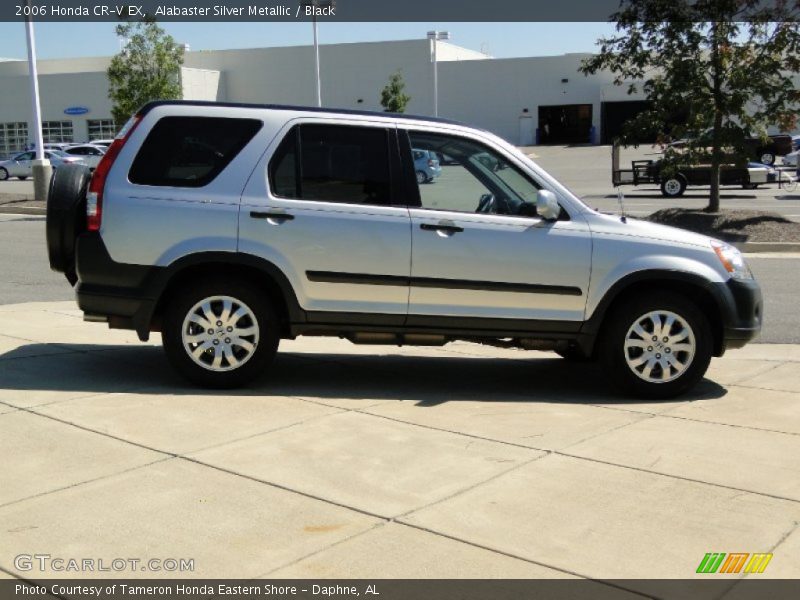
[138,100,471,129]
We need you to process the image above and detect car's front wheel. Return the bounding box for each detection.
[600,292,712,398]
[0,168,9,181]
[162,280,279,388]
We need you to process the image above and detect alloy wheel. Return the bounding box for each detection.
[623,310,696,383]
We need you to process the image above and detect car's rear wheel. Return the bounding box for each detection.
[162,280,279,388]
[600,292,712,398]
[660,175,687,198]
[0,167,8,181]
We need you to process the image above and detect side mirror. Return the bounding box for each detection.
[536,190,560,221]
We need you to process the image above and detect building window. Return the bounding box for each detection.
[42,120,74,144]
[87,119,117,141]
[0,122,28,157]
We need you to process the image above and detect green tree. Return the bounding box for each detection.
[380,70,411,113]
[107,17,185,126]
[581,0,800,211]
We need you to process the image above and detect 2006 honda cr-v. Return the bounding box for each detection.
[46,101,762,398]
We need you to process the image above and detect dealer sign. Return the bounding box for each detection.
[64,106,90,116]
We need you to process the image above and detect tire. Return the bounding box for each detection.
[660,175,687,198]
[742,183,759,190]
[760,152,775,166]
[416,170,427,184]
[599,291,712,399]
[0,167,8,181]
[45,164,92,284]
[162,279,280,388]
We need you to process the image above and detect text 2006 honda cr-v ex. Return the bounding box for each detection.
[46,101,762,398]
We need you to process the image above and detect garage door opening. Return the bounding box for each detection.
[601,100,652,145]
[538,104,593,145]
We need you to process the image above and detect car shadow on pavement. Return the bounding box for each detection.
[0,342,728,406]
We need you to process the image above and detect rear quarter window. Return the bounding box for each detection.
[128,116,262,187]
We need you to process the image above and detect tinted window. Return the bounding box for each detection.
[129,116,262,187]
[269,125,391,205]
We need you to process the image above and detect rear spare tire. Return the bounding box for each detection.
[46,164,92,284]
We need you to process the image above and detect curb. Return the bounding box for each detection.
[0,206,45,216]
[735,242,800,253]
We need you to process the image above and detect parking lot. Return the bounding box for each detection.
[1,144,799,594]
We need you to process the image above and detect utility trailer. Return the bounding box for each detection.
[611,145,755,198]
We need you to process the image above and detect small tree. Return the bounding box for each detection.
[581,0,800,212]
[107,17,185,126]
[380,70,411,113]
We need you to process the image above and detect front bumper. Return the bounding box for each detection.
[717,277,763,351]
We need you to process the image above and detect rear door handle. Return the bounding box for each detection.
[420,223,463,234]
[250,211,295,221]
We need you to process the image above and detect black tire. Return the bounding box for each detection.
[599,291,713,399]
[660,175,687,198]
[0,167,8,181]
[162,279,280,388]
[742,183,759,190]
[45,164,92,284]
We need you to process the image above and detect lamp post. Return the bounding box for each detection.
[302,0,335,107]
[23,0,50,203]
[427,31,450,117]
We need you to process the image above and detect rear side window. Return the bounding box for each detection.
[269,124,391,205]
[129,116,262,187]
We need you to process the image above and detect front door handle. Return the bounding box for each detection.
[250,211,295,221]
[420,222,464,234]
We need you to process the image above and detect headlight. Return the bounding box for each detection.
[711,241,753,280]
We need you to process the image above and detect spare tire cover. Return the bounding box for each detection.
[46,164,92,281]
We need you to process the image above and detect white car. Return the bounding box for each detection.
[782,150,798,168]
[61,144,106,169]
[0,150,84,180]
[90,139,114,148]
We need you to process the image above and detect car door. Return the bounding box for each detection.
[10,152,33,177]
[239,120,411,321]
[402,128,591,327]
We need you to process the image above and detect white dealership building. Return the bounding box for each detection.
[0,38,796,158]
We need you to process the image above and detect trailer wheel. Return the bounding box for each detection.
[660,175,687,198]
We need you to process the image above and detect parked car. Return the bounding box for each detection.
[668,132,793,165]
[0,150,83,180]
[412,148,441,183]
[743,162,795,188]
[45,100,762,398]
[90,139,115,148]
[61,144,106,170]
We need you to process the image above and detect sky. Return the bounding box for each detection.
[0,22,618,60]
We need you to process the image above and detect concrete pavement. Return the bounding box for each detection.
[0,302,799,595]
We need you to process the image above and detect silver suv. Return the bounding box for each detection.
[46,101,762,398]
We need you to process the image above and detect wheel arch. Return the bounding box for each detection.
[146,252,304,339]
[581,270,727,357]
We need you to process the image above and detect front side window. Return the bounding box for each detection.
[129,116,262,187]
[269,124,392,206]
[407,131,542,217]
